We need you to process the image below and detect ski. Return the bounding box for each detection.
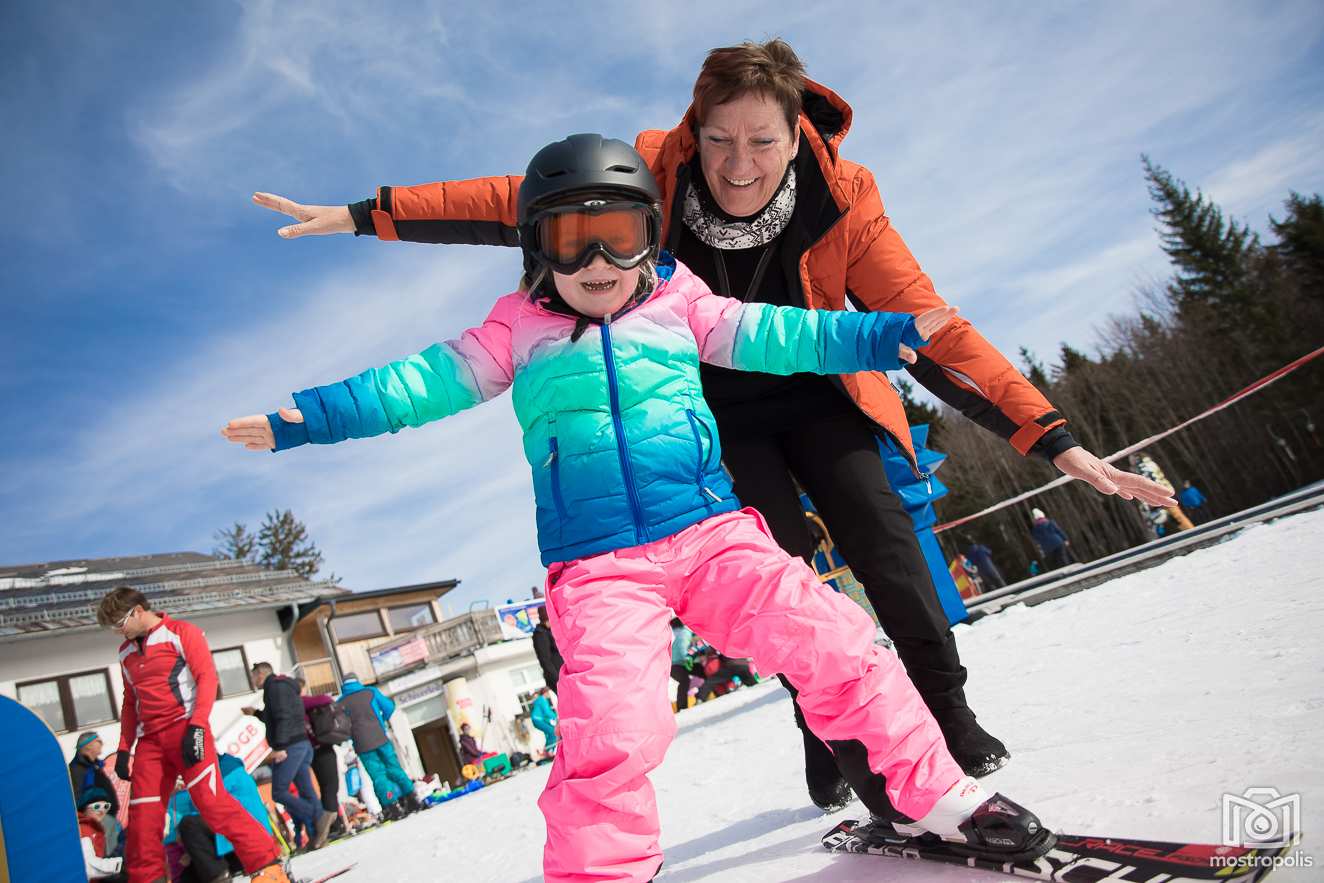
[296,864,357,883]
[823,819,1299,881]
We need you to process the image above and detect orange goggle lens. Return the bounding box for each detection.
[536,207,651,266]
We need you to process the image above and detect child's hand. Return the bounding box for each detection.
[252,192,355,239]
[899,306,959,364]
[220,408,303,451]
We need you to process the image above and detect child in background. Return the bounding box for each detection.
[224,135,1052,883]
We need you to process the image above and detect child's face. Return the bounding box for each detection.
[552,255,642,319]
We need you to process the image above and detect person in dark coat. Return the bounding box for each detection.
[532,603,565,693]
[70,730,121,819]
[243,662,332,848]
[1030,508,1073,570]
[297,676,342,822]
[963,542,1006,590]
[458,722,486,768]
[336,672,419,819]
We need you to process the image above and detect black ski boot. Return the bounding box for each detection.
[803,727,854,812]
[933,707,1009,778]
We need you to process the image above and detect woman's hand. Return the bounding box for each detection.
[252,192,355,238]
[1052,447,1179,507]
[221,408,303,451]
[900,306,959,364]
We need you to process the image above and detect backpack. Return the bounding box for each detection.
[308,702,352,746]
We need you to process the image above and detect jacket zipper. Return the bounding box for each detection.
[685,409,723,504]
[544,432,569,521]
[601,316,646,543]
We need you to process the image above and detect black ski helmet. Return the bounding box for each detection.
[518,134,662,278]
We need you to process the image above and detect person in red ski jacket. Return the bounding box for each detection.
[97,586,289,883]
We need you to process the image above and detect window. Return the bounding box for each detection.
[509,663,546,715]
[386,603,436,633]
[17,669,117,733]
[212,646,252,698]
[516,689,540,717]
[332,610,386,642]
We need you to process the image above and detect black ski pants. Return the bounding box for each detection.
[720,409,970,816]
[669,663,695,712]
[177,815,243,883]
[311,744,340,813]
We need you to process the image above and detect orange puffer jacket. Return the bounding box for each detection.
[357,80,1069,470]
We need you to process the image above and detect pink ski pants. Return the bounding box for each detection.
[537,508,964,882]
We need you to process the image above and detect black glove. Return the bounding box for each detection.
[114,752,131,781]
[181,725,207,767]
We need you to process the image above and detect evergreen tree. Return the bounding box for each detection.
[256,509,325,579]
[212,522,256,562]
[1057,343,1093,379]
[1270,192,1324,298]
[1141,156,1259,317]
[1019,347,1050,390]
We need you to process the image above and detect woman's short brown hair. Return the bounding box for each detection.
[692,38,807,133]
[96,585,149,627]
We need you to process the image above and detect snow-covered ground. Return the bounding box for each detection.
[290,507,1324,882]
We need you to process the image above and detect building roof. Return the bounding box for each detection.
[0,552,350,641]
[298,578,460,612]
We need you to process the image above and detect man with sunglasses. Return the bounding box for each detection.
[97,586,289,883]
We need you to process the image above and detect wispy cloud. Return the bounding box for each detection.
[5,1,1324,607]
[5,243,547,606]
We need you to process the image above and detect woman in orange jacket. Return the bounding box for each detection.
[253,39,1175,820]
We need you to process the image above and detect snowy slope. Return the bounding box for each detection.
[289,507,1324,882]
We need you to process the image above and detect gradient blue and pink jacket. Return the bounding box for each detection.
[271,255,925,565]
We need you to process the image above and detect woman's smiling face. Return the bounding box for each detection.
[697,91,799,218]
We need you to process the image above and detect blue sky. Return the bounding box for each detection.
[3,1,1322,611]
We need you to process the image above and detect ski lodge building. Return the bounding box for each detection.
[1,552,554,786]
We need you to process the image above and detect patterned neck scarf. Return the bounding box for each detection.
[683,164,796,250]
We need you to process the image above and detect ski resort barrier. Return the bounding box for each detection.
[934,345,1324,534]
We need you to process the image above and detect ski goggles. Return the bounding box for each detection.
[529,201,657,274]
[85,800,112,814]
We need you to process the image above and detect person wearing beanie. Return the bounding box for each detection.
[78,786,125,881]
[70,730,121,819]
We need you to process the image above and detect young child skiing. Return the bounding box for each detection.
[223,135,1053,882]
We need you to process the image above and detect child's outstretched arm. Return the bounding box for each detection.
[685,286,957,376]
[221,297,518,452]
